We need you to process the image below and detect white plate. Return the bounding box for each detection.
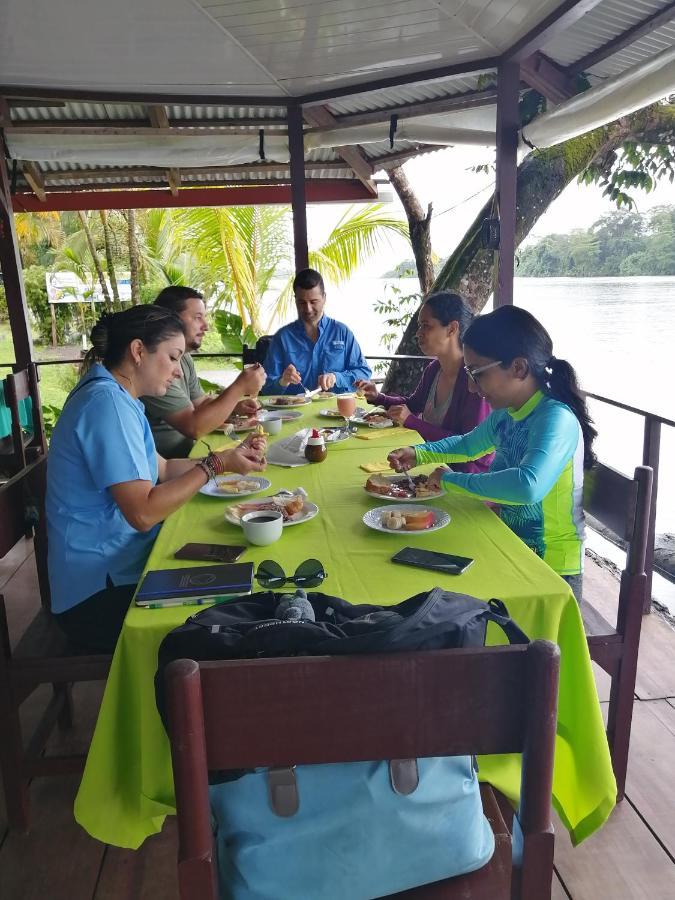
[313,392,335,401]
[261,396,311,409]
[199,475,271,498]
[318,427,350,444]
[364,476,443,502]
[319,407,367,419]
[225,500,319,527]
[352,412,394,429]
[258,409,303,423]
[363,504,450,534]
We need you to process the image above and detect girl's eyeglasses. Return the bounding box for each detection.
[464,360,502,385]
[256,558,327,589]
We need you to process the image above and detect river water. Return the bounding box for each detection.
[290,275,675,534]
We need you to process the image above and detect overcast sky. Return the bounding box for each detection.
[306,144,675,280]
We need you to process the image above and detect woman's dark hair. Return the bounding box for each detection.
[153,285,203,315]
[464,305,597,468]
[422,291,474,343]
[82,305,185,374]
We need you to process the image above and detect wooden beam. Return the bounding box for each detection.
[0,97,11,126]
[0,85,288,106]
[38,177,357,193]
[288,102,309,271]
[494,61,520,307]
[36,161,349,184]
[11,180,376,213]
[167,168,181,197]
[520,52,577,103]
[569,0,675,75]
[303,106,376,196]
[504,0,604,63]
[0,160,35,367]
[21,161,46,202]
[373,145,442,170]
[7,116,287,131]
[147,104,171,130]
[310,89,499,131]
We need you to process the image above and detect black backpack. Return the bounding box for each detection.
[155,587,528,728]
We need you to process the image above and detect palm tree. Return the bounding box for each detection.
[176,203,409,335]
[14,212,63,266]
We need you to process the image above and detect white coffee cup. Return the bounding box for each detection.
[241,510,283,546]
[263,416,282,435]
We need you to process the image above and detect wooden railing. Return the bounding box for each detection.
[3,353,672,613]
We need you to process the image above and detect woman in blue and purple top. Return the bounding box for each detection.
[357,292,493,474]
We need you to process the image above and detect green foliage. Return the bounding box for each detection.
[23,265,77,343]
[0,284,7,322]
[580,134,675,209]
[372,284,422,373]
[212,309,258,370]
[517,206,675,276]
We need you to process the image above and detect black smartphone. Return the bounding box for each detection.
[174,543,246,564]
[391,547,475,575]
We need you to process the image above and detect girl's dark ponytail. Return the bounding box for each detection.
[546,357,597,469]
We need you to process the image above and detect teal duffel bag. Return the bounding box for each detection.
[210,754,494,900]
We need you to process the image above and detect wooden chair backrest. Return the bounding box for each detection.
[583,463,652,576]
[2,363,47,470]
[0,454,50,607]
[166,641,560,899]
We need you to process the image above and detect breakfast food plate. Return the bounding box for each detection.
[364,474,443,502]
[319,407,367,419]
[363,504,450,534]
[225,489,319,527]
[313,391,335,401]
[199,475,272,498]
[318,427,350,444]
[261,395,311,409]
[258,408,303,423]
[352,409,394,429]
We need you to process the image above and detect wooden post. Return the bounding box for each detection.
[0,159,34,368]
[494,61,520,307]
[642,416,661,614]
[287,102,309,272]
[50,303,57,348]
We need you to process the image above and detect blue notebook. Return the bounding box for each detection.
[135,562,254,608]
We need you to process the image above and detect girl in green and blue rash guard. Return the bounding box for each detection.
[388,305,597,601]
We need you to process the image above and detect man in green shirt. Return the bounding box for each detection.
[141,287,266,457]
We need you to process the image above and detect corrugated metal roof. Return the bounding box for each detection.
[324,72,489,117]
[544,0,675,76]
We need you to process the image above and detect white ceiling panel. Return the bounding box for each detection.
[0,0,284,94]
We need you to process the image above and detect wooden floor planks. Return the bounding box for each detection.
[2,553,675,899]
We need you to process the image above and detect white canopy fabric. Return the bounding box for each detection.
[522,43,675,150]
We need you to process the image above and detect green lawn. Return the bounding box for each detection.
[0,322,238,420]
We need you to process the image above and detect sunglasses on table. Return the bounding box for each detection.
[463,360,502,385]
[256,558,327,589]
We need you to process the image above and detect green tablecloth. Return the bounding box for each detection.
[74,404,616,849]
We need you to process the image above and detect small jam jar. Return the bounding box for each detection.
[304,429,327,463]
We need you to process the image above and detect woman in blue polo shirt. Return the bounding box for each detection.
[47,305,265,652]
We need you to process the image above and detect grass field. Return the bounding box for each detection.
[0,323,237,421]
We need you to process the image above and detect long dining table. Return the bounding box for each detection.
[74,398,616,850]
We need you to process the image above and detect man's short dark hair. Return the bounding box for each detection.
[293,268,325,295]
[154,285,203,314]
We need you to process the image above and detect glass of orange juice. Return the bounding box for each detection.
[336,394,357,418]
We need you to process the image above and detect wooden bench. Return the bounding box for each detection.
[0,455,112,831]
[582,462,653,801]
[165,641,560,900]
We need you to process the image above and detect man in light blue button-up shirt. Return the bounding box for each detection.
[261,268,371,395]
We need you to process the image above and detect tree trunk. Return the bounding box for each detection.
[126,209,141,304]
[383,106,672,394]
[99,209,121,309]
[387,164,434,295]
[78,210,112,310]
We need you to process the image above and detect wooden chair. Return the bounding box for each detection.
[166,640,560,900]
[0,362,47,477]
[582,463,653,801]
[0,455,112,831]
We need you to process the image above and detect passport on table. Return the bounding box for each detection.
[135,562,254,608]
